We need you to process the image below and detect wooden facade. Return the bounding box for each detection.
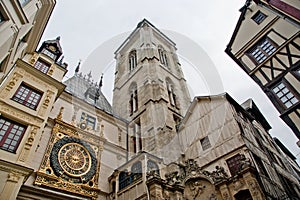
[226,0,300,141]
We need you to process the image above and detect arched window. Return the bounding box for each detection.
[147,160,160,175]
[158,46,168,67]
[129,83,138,115]
[129,50,137,71]
[119,171,130,190]
[166,79,177,107]
[131,161,142,181]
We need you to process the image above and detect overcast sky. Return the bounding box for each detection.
[41,0,300,161]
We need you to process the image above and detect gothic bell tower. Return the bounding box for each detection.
[112,19,191,159]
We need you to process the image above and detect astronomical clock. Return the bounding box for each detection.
[35,109,105,199]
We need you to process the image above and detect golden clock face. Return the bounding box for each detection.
[58,143,91,177]
[50,136,97,183]
[48,45,56,52]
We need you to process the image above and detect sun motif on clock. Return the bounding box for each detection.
[50,136,97,183]
[58,143,91,176]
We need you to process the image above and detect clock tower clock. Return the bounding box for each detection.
[35,108,105,199]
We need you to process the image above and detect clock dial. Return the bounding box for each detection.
[48,45,56,52]
[50,136,97,183]
[58,143,91,177]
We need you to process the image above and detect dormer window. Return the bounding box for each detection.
[42,48,56,60]
[34,59,50,74]
[38,37,63,62]
[129,50,137,71]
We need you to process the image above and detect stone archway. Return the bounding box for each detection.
[234,189,253,200]
[183,177,218,200]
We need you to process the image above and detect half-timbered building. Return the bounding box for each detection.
[225,0,300,144]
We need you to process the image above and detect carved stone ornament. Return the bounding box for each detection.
[203,166,229,183]
[8,172,21,183]
[184,178,217,200]
[165,159,228,186]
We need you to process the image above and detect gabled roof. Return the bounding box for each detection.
[114,18,176,55]
[241,98,271,130]
[64,72,114,115]
[225,1,250,53]
[39,36,63,54]
[178,93,271,131]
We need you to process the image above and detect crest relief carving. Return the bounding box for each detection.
[34,111,105,199]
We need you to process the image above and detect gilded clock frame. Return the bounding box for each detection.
[35,117,105,199]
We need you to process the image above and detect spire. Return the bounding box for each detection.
[87,71,92,82]
[58,56,64,65]
[75,60,81,74]
[94,73,103,105]
[99,73,103,89]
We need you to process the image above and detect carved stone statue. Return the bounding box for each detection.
[188,181,205,198]
[239,154,251,171]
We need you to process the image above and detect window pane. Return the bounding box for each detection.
[272,82,298,109]
[0,117,26,152]
[248,37,277,65]
[12,84,42,110]
[34,59,50,74]
[226,154,242,176]
[200,136,211,151]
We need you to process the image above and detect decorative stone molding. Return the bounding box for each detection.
[4,72,23,92]
[29,53,38,65]
[0,102,43,126]
[38,90,55,117]
[203,166,229,183]
[18,126,39,162]
[47,64,55,76]
[233,179,244,191]
[8,172,21,183]
[15,66,53,90]
[0,159,33,183]
[165,159,228,186]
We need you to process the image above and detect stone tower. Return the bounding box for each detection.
[112,19,191,160]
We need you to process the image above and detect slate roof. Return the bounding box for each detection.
[64,72,114,115]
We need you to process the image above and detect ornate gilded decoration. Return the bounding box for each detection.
[47,64,55,76]
[57,107,64,120]
[48,45,56,52]
[50,137,97,183]
[29,53,38,65]
[35,116,105,199]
